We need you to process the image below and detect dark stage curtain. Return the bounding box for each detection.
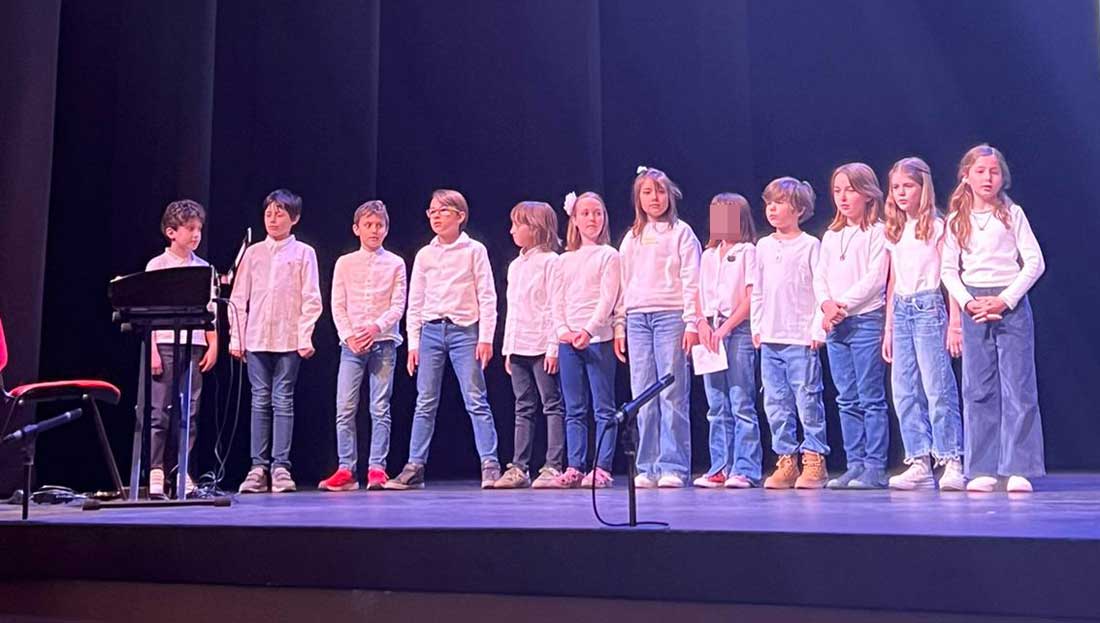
[2,0,1098,493]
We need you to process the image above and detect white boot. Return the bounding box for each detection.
[937,458,966,491]
[888,456,934,490]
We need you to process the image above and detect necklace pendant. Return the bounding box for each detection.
[840,254,846,261]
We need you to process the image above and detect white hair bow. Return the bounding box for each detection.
[636,165,649,175]
[562,191,577,217]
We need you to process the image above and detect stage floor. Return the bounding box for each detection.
[3,474,1099,620]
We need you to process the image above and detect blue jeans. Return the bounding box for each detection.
[627,311,691,480]
[559,341,617,471]
[408,321,499,466]
[891,290,963,462]
[760,343,828,456]
[702,322,762,481]
[825,308,889,470]
[246,351,302,469]
[961,286,1044,477]
[334,341,397,472]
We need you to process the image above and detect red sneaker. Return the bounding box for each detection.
[366,466,388,490]
[318,467,358,491]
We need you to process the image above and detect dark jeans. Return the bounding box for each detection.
[509,354,565,472]
[149,344,203,471]
[559,341,618,471]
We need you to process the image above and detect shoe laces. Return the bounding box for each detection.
[802,452,823,467]
[777,455,796,469]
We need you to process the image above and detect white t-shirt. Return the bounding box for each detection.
[814,222,887,316]
[885,218,945,297]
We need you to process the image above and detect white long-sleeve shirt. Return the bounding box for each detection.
[751,232,826,345]
[885,218,946,297]
[553,244,621,345]
[502,248,558,358]
[228,235,323,353]
[699,242,755,320]
[941,204,1045,309]
[145,249,215,347]
[615,220,701,335]
[814,222,887,316]
[331,246,407,346]
[406,231,498,350]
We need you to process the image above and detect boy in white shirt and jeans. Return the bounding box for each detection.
[385,189,502,490]
[319,201,407,491]
[144,199,218,497]
[230,189,323,494]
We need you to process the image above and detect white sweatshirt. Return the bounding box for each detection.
[616,220,701,335]
[552,244,621,344]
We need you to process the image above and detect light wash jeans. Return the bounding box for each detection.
[890,290,963,463]
[702,322,762,482]
[559,341,617,471]
[760,343,829,456]
[627,311,692,481]
[246,350,301,469]
[825,308,889,470]
[408,321,499,466]
[334,341,397,472]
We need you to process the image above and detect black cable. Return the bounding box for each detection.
[590,416,669,528]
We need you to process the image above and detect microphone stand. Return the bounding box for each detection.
[615,373,674,528]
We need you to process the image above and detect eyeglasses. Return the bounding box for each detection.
[425,207,461,218]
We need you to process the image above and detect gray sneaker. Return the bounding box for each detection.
[271,467,296,493]
[237,467,268,494]
[849,466,888,489]
[493,464,530,489]
[383,463,425,490]
[826,465,864,489]
[480,460,502,489]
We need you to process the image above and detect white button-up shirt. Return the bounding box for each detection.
[699,242,756,321]
[331,246,407,345]
[751,232,826,345]
[406,231,498,350]
[228,235,323,353]
[502,248,558,358]
[145,248,215,346]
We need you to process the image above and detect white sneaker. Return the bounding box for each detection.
[966,476,998,492]
[149,468,165,497]
[185,474,197,496]
[634,474,658,489]
[724,474,754,489]
[692,473,725,488]
[657,474,685,488]
[1006,475,1033,493]
[888,457,935,490]
[938,458,966,491]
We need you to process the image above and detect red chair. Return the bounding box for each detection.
[0,317,126,517]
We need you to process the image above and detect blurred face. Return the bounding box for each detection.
[890,172,922,217]
[427,198,465,238]
[638,178,669,220]
[166,218,203,253]
[832,173,867,225]
[574,197,605,244]
[510,218,535,250]
[710,202,741,242]
[264,202,299,240]
[965,154,1005,205]
[765,199,801,232]
[354,213,388,251]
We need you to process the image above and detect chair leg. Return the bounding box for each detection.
[86,396,125,497]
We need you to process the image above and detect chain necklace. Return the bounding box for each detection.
[974,211,995,231]
[839,227,857,261]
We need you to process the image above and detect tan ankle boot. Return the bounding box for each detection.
[764,455,800,489]
[795,451,828,489]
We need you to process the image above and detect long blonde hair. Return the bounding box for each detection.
[511,201,560,253]
[884,157,938,244]
[947,144,1013,251]
[629,167,682,238]
[705,193,756,248]
[828,162,884,232]
[762,177,816,223]
[565,192,610,251]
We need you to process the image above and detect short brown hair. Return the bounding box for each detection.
[510,201,560,252]
[161,199,206,236]
[353,200,389,230]
[762,177,816,224]
[432,189,469,230]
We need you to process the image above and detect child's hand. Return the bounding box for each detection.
[752,334,761,349]
[230,347,246,361]
[475,342,493,370]
[559,331,577,345]
[298,347,315,359]
[407,349,419,376]
[358,324,381,350]
[504,354,512,376]
[696,321,715,353]
[544,355,558,374]
[946,326,963,358]
[199,346,217,372]
[571,330,591,351]
[682,331,699,354]
[881,326,893,363]
[150,348,163,376]
[613,337,627,363]
[810,340,824,351]
[713,325,730,350]
[821,300,848,327]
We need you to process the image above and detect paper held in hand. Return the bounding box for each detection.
[691,341,728,376]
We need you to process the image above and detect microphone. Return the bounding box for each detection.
[1,408,83,445]
[220,227,253,287]
[615,374,674,423]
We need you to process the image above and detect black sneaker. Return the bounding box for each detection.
[383,463,425,490]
